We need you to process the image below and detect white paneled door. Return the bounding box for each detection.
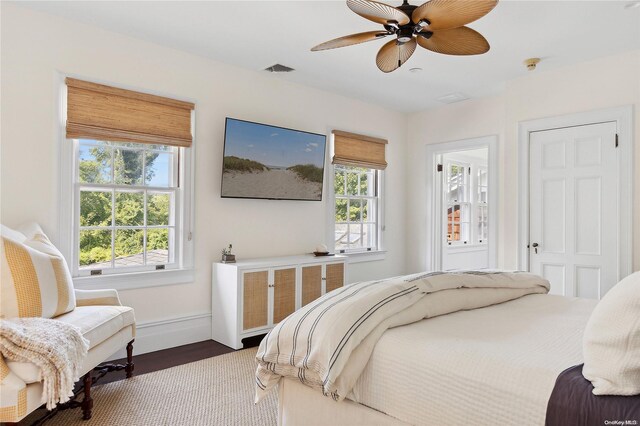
[529,122,618,299]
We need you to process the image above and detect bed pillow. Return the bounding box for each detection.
[582,271,640,395]
[0,224,76,319]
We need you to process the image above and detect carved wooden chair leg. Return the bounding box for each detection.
[125,339,135,378]
[81,372,93,420]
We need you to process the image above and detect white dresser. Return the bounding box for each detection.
[212,254,348,349]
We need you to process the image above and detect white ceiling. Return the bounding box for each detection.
[16,0,640,112]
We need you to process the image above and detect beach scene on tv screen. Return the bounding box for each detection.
[222,119,326,200]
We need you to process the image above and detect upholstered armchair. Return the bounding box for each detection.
[0,288,135,423]
[0,224,136,423]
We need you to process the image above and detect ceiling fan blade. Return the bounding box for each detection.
[311,31,390,51]
[347,0,411,26]
[413,0,498,31]
[376,37,417,73]
[417,26,489,55]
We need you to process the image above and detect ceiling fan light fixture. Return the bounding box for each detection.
[397,27,414,43]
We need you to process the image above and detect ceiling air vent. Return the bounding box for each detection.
[264,64,295,73]
[436,93,469,104]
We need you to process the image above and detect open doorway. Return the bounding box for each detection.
[425,136,498,271]
[441,148,489,270]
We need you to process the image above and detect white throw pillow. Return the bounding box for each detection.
[582,271,640,395]
[0,223,76,319]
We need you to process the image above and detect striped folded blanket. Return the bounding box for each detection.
[255,270,550,402]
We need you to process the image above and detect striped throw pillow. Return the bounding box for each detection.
[0,224,76,319]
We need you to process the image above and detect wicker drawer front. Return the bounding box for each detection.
[301,265,322,307]
[243,271,268,330]
[273,268,296,324]
[325,263,345,293]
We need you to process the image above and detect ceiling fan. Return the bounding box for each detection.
[311,0,498,73]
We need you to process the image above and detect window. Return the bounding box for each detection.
[476,167,488,243]
[74,139,181,275]
[61,78,195,287]
[329,130,386,258]
[446,162,470,244]
[333,165,380,253]
[445,161,487,245]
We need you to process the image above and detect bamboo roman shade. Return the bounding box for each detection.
[66,78,195,148]
[332,130,388,170]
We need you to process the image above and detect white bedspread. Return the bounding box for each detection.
[256,271,550,403]
[347,294,597,426]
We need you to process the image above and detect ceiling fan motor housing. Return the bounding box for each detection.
[391,2,431,43]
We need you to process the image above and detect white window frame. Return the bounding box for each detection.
[74,140,181,276]
[56,75,195,290]
[444,161,471,246]
[476,166,489,244]
[444,160,489,247]
[327,164,386,263]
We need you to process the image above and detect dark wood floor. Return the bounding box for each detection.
[99,339,235,385]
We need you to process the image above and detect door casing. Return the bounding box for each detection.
[517,105,634,281]
[425,135,499,271]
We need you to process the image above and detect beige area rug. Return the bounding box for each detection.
[26,348,277,426]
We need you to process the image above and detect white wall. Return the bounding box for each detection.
[0,5,407,336]
[407,50,640,274]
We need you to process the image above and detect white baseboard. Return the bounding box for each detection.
[107,312,212,360]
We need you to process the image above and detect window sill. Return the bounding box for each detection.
[73,268,194,291]
[339,250,387,264]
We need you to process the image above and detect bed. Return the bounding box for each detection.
[277,293,596,425]
[255,271,639,425]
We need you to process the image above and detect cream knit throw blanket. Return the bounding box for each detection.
[0,318,89,409]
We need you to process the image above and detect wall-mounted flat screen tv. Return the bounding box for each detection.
[221,118,327,201]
